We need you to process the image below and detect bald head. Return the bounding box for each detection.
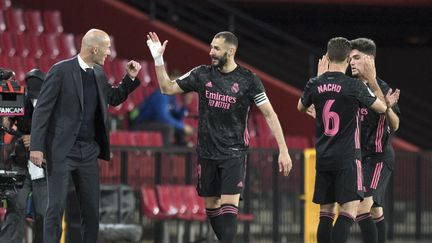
[81,29,110,50]
[79,29,111,66]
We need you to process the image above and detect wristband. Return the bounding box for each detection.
[154,56,164,66]
[147,39,164,66]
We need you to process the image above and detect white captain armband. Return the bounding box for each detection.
[254,92,269,106]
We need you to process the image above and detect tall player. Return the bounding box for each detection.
[350,38,400,243]
[298,37,387,243]
[146,31,292,243]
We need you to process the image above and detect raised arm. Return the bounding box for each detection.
[147,32,184,95]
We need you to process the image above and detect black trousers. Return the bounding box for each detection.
[0,167,47,243]
[44,140,100,243]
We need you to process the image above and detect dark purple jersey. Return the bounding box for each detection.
[301,72,377,171]
[360,78,401,168]
[176,65,266,159]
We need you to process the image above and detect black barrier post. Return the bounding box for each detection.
[155,152,162,185]
[415,154,422,240]
[154,152,163,243]
[120,151,128,185]
[300,152,305,240]
[183,151,193,242]
[243,154,251,242]
[387,172,394,240]
[272,152,280,243]
[185,152,192,184]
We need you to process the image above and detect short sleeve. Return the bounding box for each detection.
[248,74,267,106]
[300,78,315,108]
[354,80,377,108]
[176,66,202,93]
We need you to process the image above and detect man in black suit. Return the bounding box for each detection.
[29,29,141,243]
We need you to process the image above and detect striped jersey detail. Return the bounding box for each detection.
[254,92,269,106]
[370,162,384,189]
[356,159,363,191]
[355,109,361,149]
[375,115,386,152]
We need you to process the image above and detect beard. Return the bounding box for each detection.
[211,52,228,68]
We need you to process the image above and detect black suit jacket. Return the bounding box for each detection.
[30,56,140,163]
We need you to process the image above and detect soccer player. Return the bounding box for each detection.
[146,31,292,242]
[350,38,401,243]
[297,37,387,243]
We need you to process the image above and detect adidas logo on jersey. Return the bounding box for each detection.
[237,181,243,188]
[206,82,213,88]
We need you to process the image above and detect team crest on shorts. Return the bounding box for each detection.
[231,83,239,93]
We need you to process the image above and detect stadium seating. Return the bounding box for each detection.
[42,10,63,34]
[0,0,11,10]
[23,10,44,35]
[5,8,26,33]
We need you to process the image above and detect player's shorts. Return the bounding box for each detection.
[362,157,392,207]
[313,160,364,205]
[196,155,246,197]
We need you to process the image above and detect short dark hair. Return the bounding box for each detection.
[214,31,238,48]
[327,37,351,63]
[350,38,376,57]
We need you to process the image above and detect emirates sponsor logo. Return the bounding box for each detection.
[205,90,237,110]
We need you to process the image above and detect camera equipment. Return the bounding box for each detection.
[0,68,25,116]
[25,68,45,100]
[0,67,26,200]
[0,169,26,200]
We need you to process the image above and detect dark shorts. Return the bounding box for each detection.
[196,155,247,197]
[313,160,364,205]
[362,157,392,207]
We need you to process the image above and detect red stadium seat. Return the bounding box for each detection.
[0,54,9,67]
[0,32,15,56]
[8,56,25,82]
[110,58,128,84]
[99,157,121,184]
[57,33,77,59]
[131,131,163,147]
[0,0,11,11]
[137,60,152,85]
[40,33,60,59]
[5,8,26,33]
[156,185,183,219]
[179,185,207,221]
[140,186,172,220]
[37,56,57,73]
[27,34,43,58]
[13,33,32,58]
[110,131,132,146]
[43,10,63,34]
[0,11,7,32]
[22,57,38,73]
[24,10,44,35]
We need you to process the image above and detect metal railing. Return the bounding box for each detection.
[100,146,432,242]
